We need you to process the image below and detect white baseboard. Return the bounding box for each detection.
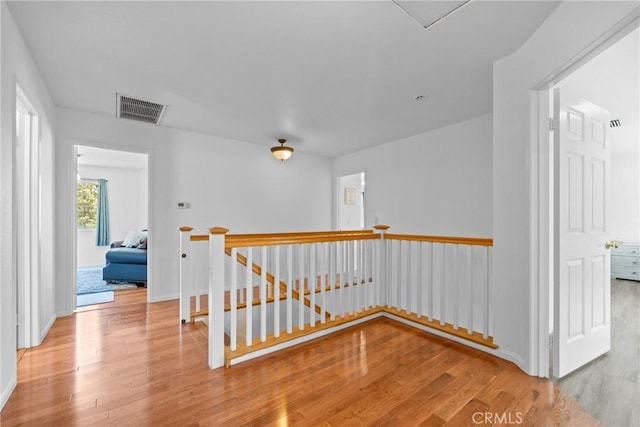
[382,312,529,374]
[229,312,385,366]
[40,314,57,344]
[147,293,179,303]
[495,348,528,374]
[0,377,17,411]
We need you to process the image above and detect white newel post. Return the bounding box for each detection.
[374,225,390,308]
[179,226,193,325]
[208,227,228,369]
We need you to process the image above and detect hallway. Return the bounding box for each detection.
[1,288,599,426]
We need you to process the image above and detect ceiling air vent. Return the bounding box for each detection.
[117,94,165,124]
[610,119,621,128]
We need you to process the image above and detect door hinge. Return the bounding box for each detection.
[548,118,557,132]
[548,333,554,349]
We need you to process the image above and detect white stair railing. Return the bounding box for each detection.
[178,225,494,369]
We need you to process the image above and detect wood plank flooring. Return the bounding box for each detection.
[557,279,640,426]
[1,288,599,426]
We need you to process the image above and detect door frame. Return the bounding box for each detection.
[529,14,639,378]
[14,83,41,349]
[69,140,152,309]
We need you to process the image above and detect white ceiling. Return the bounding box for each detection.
[8,1,560,157]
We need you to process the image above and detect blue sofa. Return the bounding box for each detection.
[103,240,147,283]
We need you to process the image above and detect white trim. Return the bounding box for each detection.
[0,378,17,410]
[228,312,385,366]
[39,313,56,344]
[228,311,519,369]
[14,80,41,349]
[529,9,640,378]
[147,293,179,303]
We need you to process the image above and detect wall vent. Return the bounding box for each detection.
[116,94,165,124]
[609,119,621,128]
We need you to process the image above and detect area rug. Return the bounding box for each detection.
[77,265,139,295]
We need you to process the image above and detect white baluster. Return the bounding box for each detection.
[374,237,381,308]
[352,240,358,313]
[239,248,245,305]
[407,241,413,315]
[274,246,281,338]
[310,244,316,327]
[329,242,336,321]
[347,240,354,315]
[195,241,202,314]
[416,242,423,318]
[336,241,343,317]
[287,245,293,334]
[468,245,474,335]
[453,244,459,330]
[358,240,364,312]
[428,242,434,321]
[485,247,492,339]
[260,246,267,342]
[230,247,238,351]
[397,240,402,312]
[320,242,326,324]
[298,244,305,330]
[386,239,392,309]
[364,239,371,309]
[440,243,446,326]
[245,247,253,346]
[179,227,192,325]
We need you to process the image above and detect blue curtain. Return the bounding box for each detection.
[95,178,110,246]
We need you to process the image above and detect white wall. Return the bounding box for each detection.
[55,108,333,312]
[493,1,638,374]
[611,153,640,242]
[76,163,149,267]
[1,2,57,409]
[333,114,493,237]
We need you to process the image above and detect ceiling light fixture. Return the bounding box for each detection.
[271,138,294,162]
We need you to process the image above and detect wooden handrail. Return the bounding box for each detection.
[192,231,493,247]
[226,233,379,249]
[228,229,373,239]
[224,249,331,320]
[189,229,374,244]
[384,233,493,247]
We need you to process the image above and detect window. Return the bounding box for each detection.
[77,182,98,229]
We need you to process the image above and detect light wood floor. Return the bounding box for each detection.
[1,289,599,426]
[557,279,640,426]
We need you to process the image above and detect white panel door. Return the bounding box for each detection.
[554,87,611,378]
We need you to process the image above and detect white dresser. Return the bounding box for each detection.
[611,244,640,281]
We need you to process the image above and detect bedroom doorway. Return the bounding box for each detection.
[548,28,638,424]
[74,144,149,308]
[337,172,365,230]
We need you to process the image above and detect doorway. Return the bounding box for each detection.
[74,145,149,308]
[337,172,365,230]
[550,27,638,377]
[15,86,40,349]
[542,26,638,425]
